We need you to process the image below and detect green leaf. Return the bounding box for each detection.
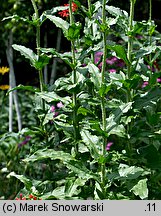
[37,92,71,104]
[106,5,128,18]
[138,144,161,169]
[134,87,161,109]
[77,107,93,116]
[40,48,72,67]
[42,186,66,200]
[94,181,104,200]
[12,45,37,67]
[109,71,125,88]
[118,164,144,180]
[106,44,130,65]
[42,113,54,125]
[45,14,69,34]
[130,179,148,199]
[40,6,69,23]
[53,114,74,135]
[6,84,39,95]
[23,149,73,163]
[81,129,100,160]
[35,54,51,70]
[66,160,99,181]
[2,15,34,25]
[88,63,101,90]
[106,102,133,133]
[108,124,125,137]
[7,172,32,190]
[65,178,87,197]
[67,23,82,40]
[135,45,157,58]
[98,84,111,97]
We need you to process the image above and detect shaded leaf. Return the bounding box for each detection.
[40,48,72,67]
[66,160,99,181]
[106,44,130,65]
[7,172,32,190]
[134,87,161,109]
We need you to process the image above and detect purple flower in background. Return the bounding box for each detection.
[142,81,149,88]
[157,78,161,83]
[116,59,125,68]
[57,101,64,108]
[54,112,59,117]
[50,105,56,113]
[18,136,31,148]
[82,63,86,67]
[136,34,143,39]
[106,142,113,151]
[109,69,116,73]
[95,51,103,58]
[94,52,103,69]
[106,56,118,65]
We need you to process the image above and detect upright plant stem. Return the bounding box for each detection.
[126,0,135,159]
[100,0,108,198]
[31,0,44,92]
[149,0,152,21]
[149,0,152,75]
[87,0,95,63]
[43,31,48,85]
[127,0,135,80]
[127,0,135,103]
[69,0,79,154]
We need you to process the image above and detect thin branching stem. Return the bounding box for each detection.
[100,0,108,198]
[127,0,135,80]
[87,0,95,63]
[31,0,44,92]
[149,0,153,76]
[69,0,79,154]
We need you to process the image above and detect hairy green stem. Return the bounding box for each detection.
[87,0,95,63]
[127,0,135,80]
[149,0,152,21]
[31,0,44,92]
[100,0,108,198]
[149,0,152,76]
[69,0,79,153]
[126,0,136,161]
[126,0,135,104]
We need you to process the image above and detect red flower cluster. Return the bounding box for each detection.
[15,193,42,200]
[58,2,78,18]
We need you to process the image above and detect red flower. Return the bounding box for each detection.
[15,193,26,200]
[15,193,42,200]
[58,2,78,18]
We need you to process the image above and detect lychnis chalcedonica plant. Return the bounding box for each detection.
[3,0,161,199]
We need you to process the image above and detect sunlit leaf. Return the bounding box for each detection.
[130,178,148,199]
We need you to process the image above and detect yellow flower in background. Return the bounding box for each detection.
[0,85,10,90]
[0,66,9,75]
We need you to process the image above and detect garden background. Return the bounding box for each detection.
[1,0,161,200]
